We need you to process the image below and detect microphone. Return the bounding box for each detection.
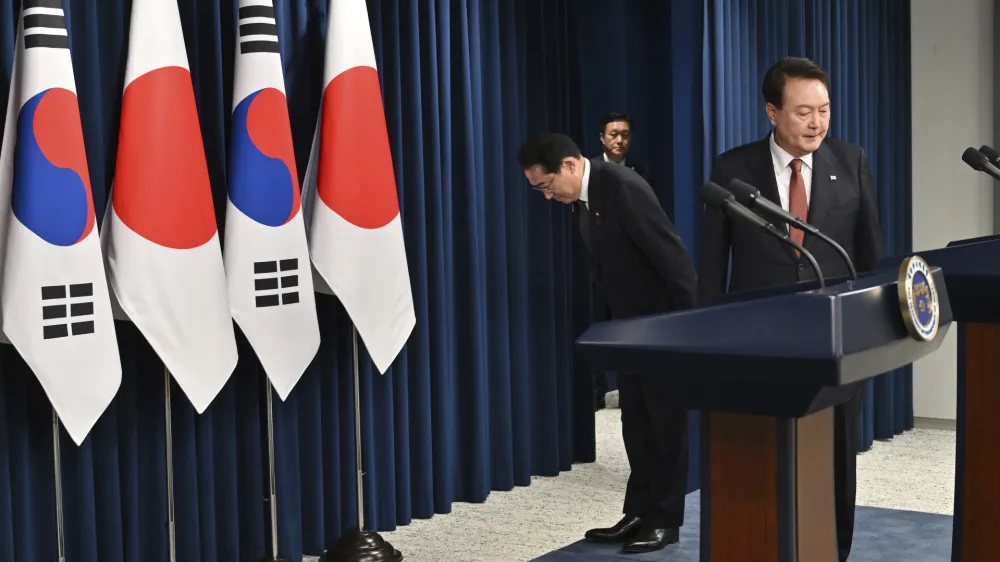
[962,146,1000,181]
[978,144,1000,166]
[699,182,825,288]
[725,178,857,280]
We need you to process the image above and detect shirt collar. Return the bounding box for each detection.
[579,157,591,203]
[769,132,813,173]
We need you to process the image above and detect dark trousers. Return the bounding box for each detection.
[618,374,689,529]
[834,386,863,562]
[590,289,623,406]
[595,371,608,407]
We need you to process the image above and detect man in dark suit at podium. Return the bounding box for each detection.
[518,132,698,554]
[698,57,884,562]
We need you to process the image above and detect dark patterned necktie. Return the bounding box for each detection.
[576,201,590,247]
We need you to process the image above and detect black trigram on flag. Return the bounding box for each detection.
[254,259,299,307]
[41,283,95,339]
[23,0,69,50]
[238,4,279,55]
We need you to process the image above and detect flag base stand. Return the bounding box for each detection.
[320,529,402,562]
[260,556,292,562]
[320,328,403,562]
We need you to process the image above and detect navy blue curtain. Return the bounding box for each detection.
[0,0,913,560]
[0,1,594,561]
[701,0,914,451]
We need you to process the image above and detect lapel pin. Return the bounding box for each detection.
[830,175,837,180]
[595,211,602,226]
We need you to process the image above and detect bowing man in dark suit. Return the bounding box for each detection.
[698,57,884,562]
[518,132,697,554]
[589,113,650,410]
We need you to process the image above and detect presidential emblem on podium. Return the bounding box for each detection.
[897,255,940,341]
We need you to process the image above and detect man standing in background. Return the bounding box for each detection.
[596,112,649,181]
[698,57,884,562]
[519,132,696,554]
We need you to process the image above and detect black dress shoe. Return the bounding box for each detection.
[622,527,679,553]
[584,515,643,543]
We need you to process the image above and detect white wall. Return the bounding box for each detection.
[910,0,995,421]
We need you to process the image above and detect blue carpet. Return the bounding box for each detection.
[532,492,952,561]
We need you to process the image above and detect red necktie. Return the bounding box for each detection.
[788,158,807,255]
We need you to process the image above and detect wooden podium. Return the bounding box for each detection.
[575,265,952,561]
[880,235,1000,562]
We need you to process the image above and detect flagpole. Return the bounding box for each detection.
[263,378,291,562]
[52,411,66,562]
[321,326,401,562]
[352,327,364,531]
[165,368,177,562]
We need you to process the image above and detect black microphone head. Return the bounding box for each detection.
[725,178,759,205]
[699,182,734,208]
[980,145,1000,163]
[963,146,988,171]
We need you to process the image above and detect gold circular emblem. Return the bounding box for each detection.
[897,255,939,342]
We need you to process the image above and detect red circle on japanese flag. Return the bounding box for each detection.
[316,66,400,230]
[113,66,218,249]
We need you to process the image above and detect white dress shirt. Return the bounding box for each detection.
[579,157,592,210]
[769,133,813,211]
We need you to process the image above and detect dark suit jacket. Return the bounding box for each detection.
[698,135,884,305]
[575,161,697,319]
[592,154,650,182]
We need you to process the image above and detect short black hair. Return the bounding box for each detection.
[600,112,633,135]
[761,57,830,108]
[516,133,582,174]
